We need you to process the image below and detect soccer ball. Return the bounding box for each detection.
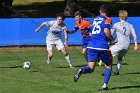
[23,61,31,70]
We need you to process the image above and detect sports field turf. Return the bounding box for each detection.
[0,45,140,93]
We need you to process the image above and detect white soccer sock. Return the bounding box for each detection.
[65,55,73,67]
[116,61,122,73]
[47,55,51,64]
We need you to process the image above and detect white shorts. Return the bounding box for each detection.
[110,45,128,57]
[46,39,64,51]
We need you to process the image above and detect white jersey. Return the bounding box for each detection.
[46,20,67,40]
[111,20,135,49]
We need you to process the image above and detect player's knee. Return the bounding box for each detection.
[63,52,68,56]
[82,51,86,55]
[105,62,112,69]
[62,50,68,56]
[48,53,53,57]
[88,64,95,72]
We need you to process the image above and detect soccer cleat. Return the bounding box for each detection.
[69,64,74,68]
[74,68,83,82]
[47,59,51,64]
[102,86,108,90]
[102,87,108,90]
[114,72,120,75]
[70,65,74,68]
[98,60,103,66]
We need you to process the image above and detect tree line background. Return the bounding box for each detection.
[0,0,140,18]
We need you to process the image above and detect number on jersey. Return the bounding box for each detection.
[92,20,102,34]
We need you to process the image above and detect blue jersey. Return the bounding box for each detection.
[87,15,112,50]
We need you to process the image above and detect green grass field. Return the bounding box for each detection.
[0,45,140,93]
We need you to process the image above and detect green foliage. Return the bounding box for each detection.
[13,0,63,5]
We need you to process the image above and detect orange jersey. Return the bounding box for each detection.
[105,16,112,26]
[74,19,91,37]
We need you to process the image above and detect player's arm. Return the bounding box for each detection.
[104,17,112,42]
[86,21,92,36]
[63,29,69,47]
[131,27,138,50]
[104,28,112,42]
[35,22,47,32]
[64,30,68,42]
[111,26,116,36]
[67,26,79,34]
[67,29,77,34]
[111,25,118,42]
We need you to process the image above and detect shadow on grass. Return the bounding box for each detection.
[112,63,128,66]
[110,85,140,90]
[98,85,140,91]
[57,64,87,68]
[12,1,140,17]
[124,72,140,75]
[0,65,22,68]
[58,63,129,68]
[0,66,41,73]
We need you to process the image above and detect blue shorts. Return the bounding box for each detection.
[82,37,90,48]
[87,49,112,63]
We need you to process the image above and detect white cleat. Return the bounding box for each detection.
[69,64,74,68]
[70,66,74,68]
[47,59,51,64]
[98,60,102,66]
[102,85,108,90]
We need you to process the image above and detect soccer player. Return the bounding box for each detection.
[35,13,74,68]
[67,11,91,60]
[110,10,138,75]
[73,4,112,90]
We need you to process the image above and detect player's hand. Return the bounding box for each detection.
[89,33,92,36]
[35,28,39,32]
[64,42,68,48]
[134,45,138,50]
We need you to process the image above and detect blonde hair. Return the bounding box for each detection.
[119,10,128,20]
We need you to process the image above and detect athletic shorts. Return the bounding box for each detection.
[46,39,64,51]
[82,37,90,48]
[87,49,112,63]
[110,45,128,57]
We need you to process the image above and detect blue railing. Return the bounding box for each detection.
[0,17,139,46]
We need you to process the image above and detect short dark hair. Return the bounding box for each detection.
[74,11,82,17]
[100,4,109,14]
[56,12,65,20]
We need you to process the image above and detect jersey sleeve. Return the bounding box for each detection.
[46,21,53,27]
[73,22,79,31]
[62,26,67,31]
[62,23,67,31]
[73,26,79,31]
[130,24,136,34]
[86,21,91,28]
[104,17,112,29]
[111,24,116,33]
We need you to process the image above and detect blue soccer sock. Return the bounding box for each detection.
[82,66,91,73]
[103,68,112,85]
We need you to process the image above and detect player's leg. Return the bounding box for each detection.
[55,39,73,68]
[115,49,128,75]
[81,37,89,60]
[74,49,97,82]
[110,45,123,74]
[101,50,112,90]
[82,48,87,60]
[47,50,54,64]
[46,40,55,64]
[109,45,122,57]
[60,47,74,68]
